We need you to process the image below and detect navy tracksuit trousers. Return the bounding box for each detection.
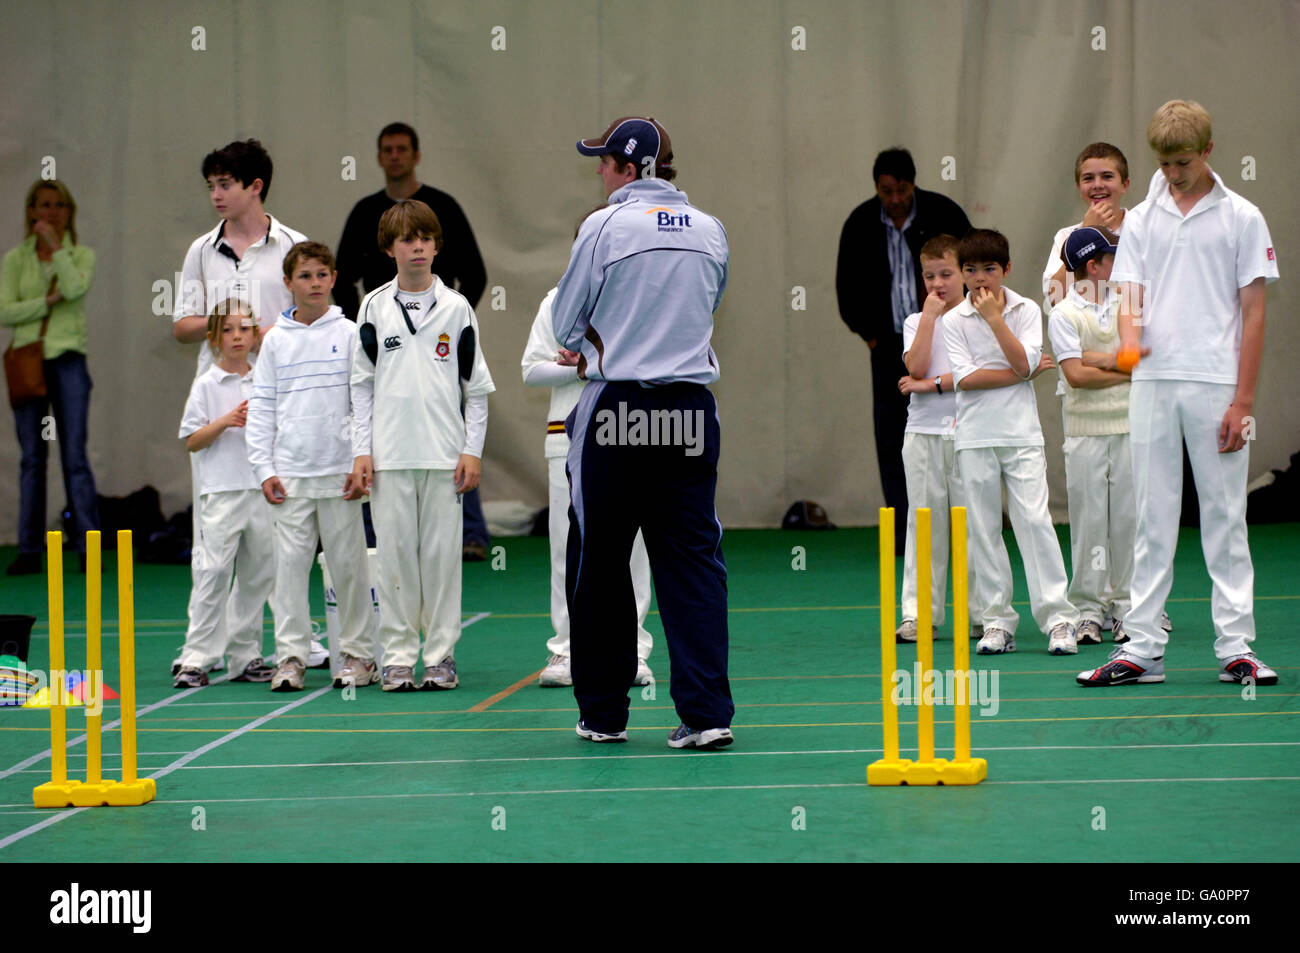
[565,380,733,733]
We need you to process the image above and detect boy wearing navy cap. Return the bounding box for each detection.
[1047,227,1135,647]
[553,116,734,749]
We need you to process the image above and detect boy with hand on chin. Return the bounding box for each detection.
[245,242,374,692]
[894,235,978,644]
[942,229,1078,656]
[350,200,495,692]
[1042,143,1130,309]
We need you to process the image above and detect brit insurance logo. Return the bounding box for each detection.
[646,206,692,232]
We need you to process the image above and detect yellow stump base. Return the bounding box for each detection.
[33,780,82,808]
[34,778,156,808]
[868,757,988,786]
[104,778,156,807]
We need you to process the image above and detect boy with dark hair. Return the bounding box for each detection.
[350,200,495,692]
[942,229,1078,655]
[170,138,312,674]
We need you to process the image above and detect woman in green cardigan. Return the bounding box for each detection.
[1,180,100,575]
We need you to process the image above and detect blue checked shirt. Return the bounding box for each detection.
[881,202,918,334]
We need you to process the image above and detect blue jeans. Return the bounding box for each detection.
[12,352,100,553]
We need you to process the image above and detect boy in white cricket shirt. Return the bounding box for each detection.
[1047,228,1134,647]
[522,281,654,688]
[350,200,495,692]
[942,229,1078,655]
[1078,100,1279,687]
[173,300,276,687]
[246,242,373,692]
[894,235,978,644]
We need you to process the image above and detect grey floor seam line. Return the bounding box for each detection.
[0,672,234,782]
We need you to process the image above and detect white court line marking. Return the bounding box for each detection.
[88,739,1300,772]
[129,773,1300,805]
[0,672,234,781]
[5,739,1294,788]
[0,686,332,851]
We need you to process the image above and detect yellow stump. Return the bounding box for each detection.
[946,507,987,782]
[70,532,114,806]
[867,508,911,784]
[915,508,934,763]
[33,533,81,807]
[869,506,988,786]
[35,530,155,808]
[105,530,155,806]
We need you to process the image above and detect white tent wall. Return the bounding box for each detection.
[1,0,1295,539]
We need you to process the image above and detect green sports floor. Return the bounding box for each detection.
[2,525,1297,862]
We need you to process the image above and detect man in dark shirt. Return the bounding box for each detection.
[336,123,491,559]
[836,147,971,549]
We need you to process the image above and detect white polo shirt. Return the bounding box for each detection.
[174,214,308,377]
[943,286,1044,450]
[1111,169,1278,385]
[352,276,496,471]
[179,365,259,494]
[901,309,957,435]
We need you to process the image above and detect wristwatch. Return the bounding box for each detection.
[934,376,943,394]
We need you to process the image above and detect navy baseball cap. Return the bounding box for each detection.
[577,117,673,173]
[1063,226,1118,272]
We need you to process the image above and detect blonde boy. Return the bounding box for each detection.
[1079,101,1279,686]
[246,242,373,691]
[1042,143,1130,309]
[894,235,977,643]
[350,200,495,692]
[942,229,1077,655]
[174,300,276,687]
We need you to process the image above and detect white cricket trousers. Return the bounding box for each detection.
[900,432,976,627]
[180,489,275,674]
[272,494,371,665]
[545,455,653,659]
[957,445,1075,636]
[1063,433,1134,624]
[371,469,463,668]
[1126,381,1255,660]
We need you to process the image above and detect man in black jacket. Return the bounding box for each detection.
[836,148,971,547]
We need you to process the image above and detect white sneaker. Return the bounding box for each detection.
[307,638,330,669]
[1159,611,1173,632]
[1048,623,1078,655]
[635,658,654,686]
[976,627,1015,654]
[539,654,572,687]
[1076,620,1103,645]
[896,619,918,643]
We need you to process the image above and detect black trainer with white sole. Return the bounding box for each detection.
[667,724,734,750]
[576,720,628,743]
[1077,650,1165,686]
